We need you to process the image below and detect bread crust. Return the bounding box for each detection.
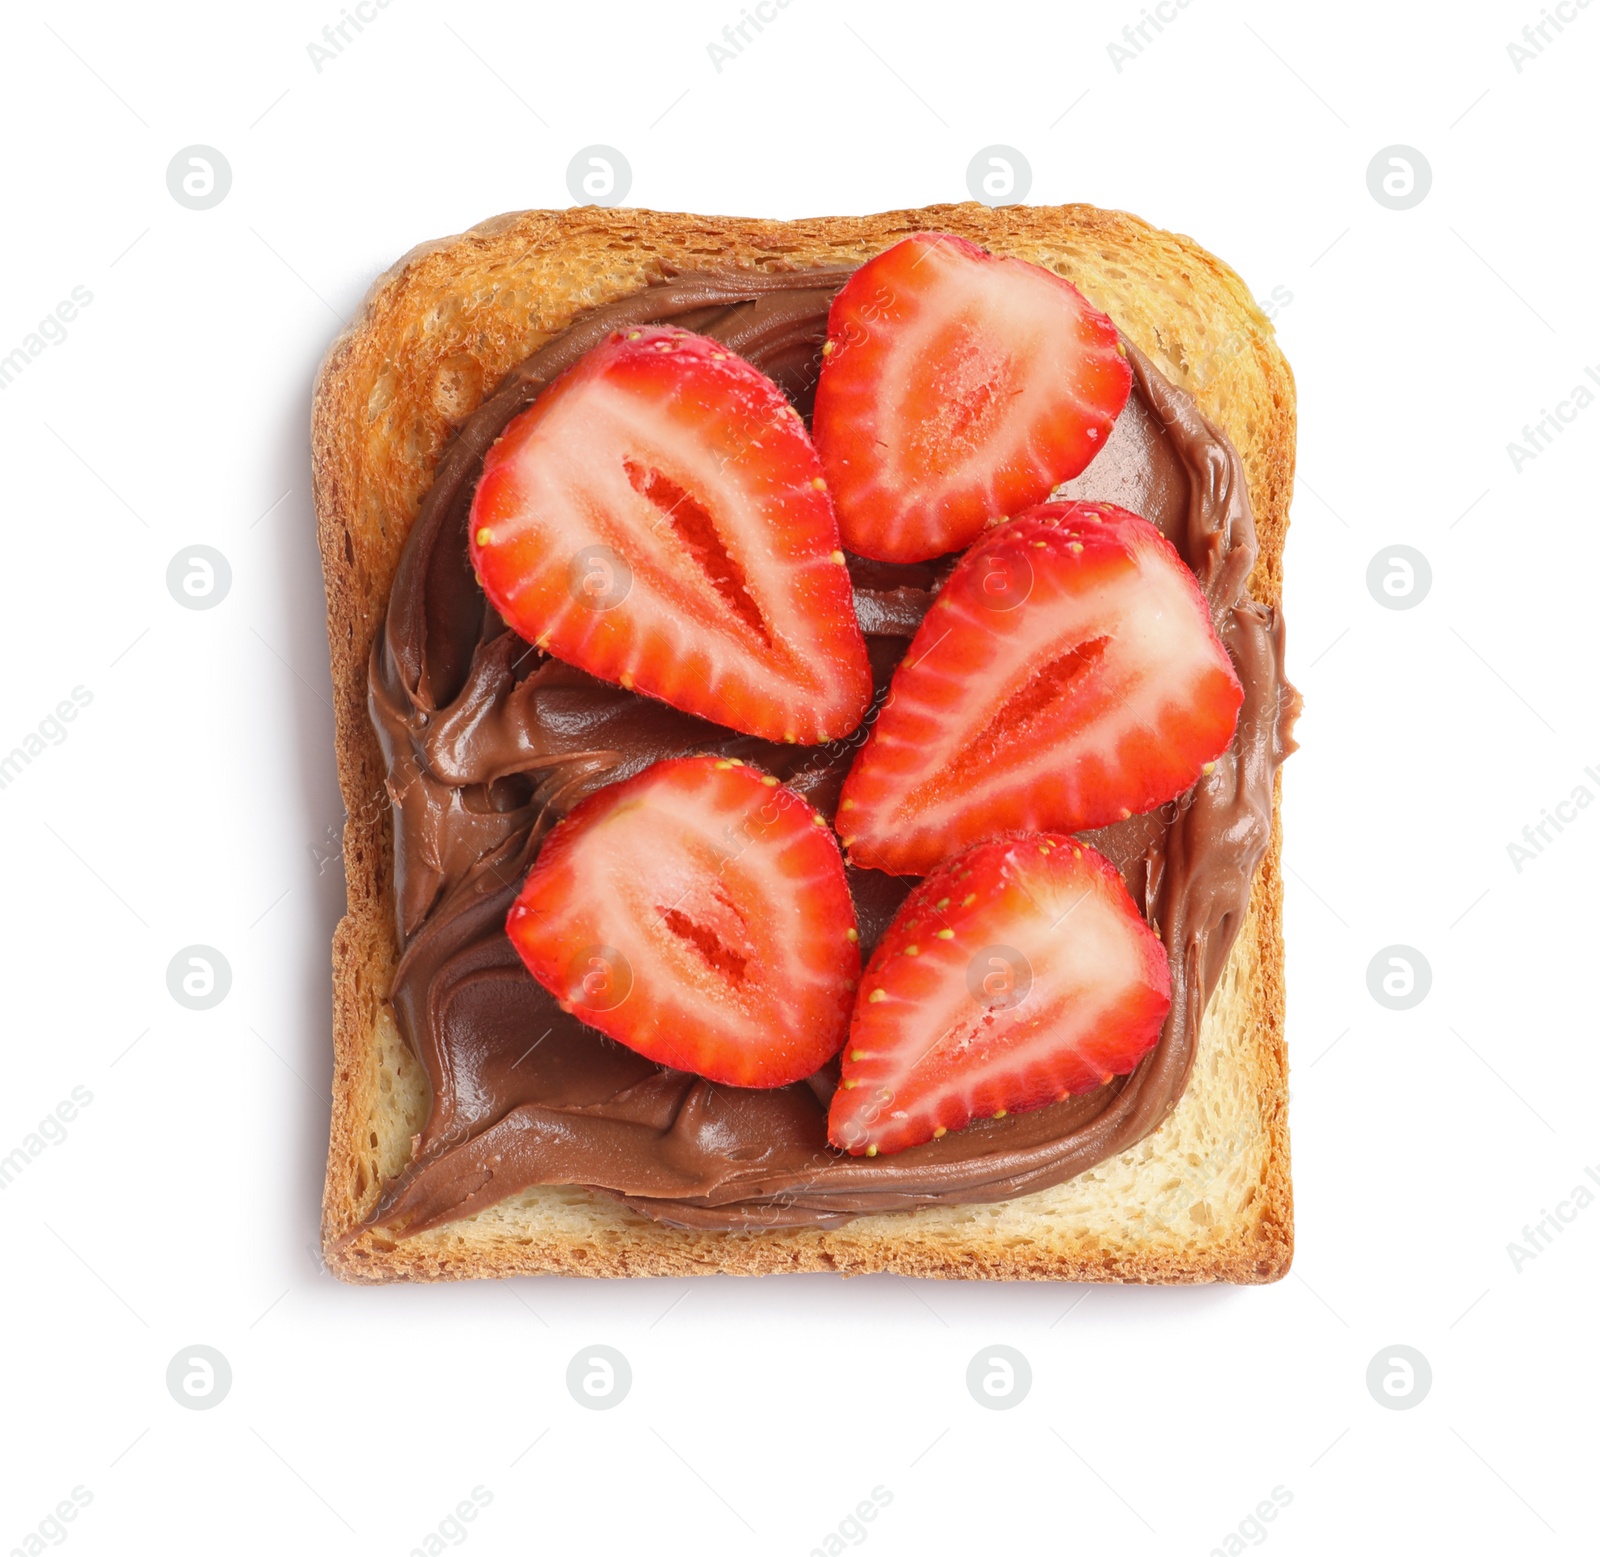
[312,203,1296,1284]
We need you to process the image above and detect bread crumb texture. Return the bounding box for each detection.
[312,203,1295,1284]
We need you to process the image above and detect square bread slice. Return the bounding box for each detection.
[311,203,1295,1284]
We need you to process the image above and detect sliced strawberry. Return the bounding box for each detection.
[828,834,1170,1156]
[506,755,860,1089]
[470,325,871,744]
[810,234,1132,563]
[837,502,1242,875]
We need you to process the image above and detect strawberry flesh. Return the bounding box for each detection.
[470,325,871,744]
[837,502,1243,875]
[507,755,860,1089]
[828,834,1171,1156]
[811,234,1132,563]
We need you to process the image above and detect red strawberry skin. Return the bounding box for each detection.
[469,325,871,744]
[837,502,1243,875]
[506,755,860,1089]
[828,834,1171,1156]
[811,234,1132,563]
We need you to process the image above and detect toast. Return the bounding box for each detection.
[311,203,1295,1283]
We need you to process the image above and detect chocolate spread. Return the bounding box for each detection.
[364,268,1297,1235]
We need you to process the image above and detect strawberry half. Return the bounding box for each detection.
[470,325,871,744]
[810,234,1132,563]
[828,834,1170,1156]
[838,502,1242,875]
[506,755,860,1089]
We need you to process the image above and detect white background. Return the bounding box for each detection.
[1,1,1595,1553]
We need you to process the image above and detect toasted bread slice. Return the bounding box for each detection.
[311,203,1295,1283]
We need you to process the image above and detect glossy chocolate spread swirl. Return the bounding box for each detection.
[364,269,1297,1236]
